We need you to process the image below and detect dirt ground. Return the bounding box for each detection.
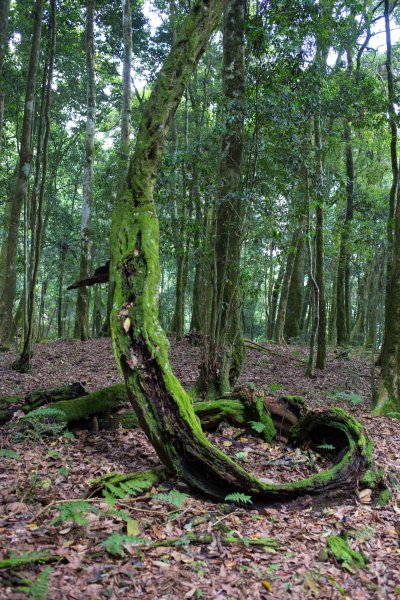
[0,338,399,599]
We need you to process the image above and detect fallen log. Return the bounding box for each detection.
[0,382,86,424]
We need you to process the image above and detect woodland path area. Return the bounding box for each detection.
[0,338,399,599]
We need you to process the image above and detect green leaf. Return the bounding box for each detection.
[249,421,266,433]
[126,519,140,536]
[0,448,21,460]
[155,489,189,510]
[101,532,152,557]
[224,492,252,505]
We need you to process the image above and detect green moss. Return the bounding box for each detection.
[53,384,127,423]
[117,410,139,429]
[327,535,367,569]
[377,488,392,506]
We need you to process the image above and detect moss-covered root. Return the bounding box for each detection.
[52,383,128,424]
[327,535,367,571]
[291,407,377,491]
[196,387,276,442]
[87,466,167,498]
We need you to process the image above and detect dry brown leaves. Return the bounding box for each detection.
[0,338,399,599]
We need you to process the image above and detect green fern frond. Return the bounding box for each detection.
[101,532,152,557]
[155,489,189,510]
[50,500,98,526]
[249,421,266,433]
[224,492,252,505]
[17,567,51,600]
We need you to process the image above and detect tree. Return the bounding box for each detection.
[109,0,375,501]
[74,0,96,340]
[0,0,44,350]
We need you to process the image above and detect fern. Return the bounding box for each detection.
[224,492,253,505]
[101,532,152,557]
[155,489,189,510]
[50,500,98,526]
[317,443,335,451]
[330,392,364,405]
[16,567,51,600]
[0,448,21,460]
[0,551,57,569]
[104,477,155,505]
[15,408,67,441]
[249,421,266,433]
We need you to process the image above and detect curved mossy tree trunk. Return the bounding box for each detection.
[109,0,376,501]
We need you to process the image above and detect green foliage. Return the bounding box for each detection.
[16,567,51,600]
[0,551,57,569]
[101,532,152,557]
[224,492,252,505]
[317,443,335,451]
[268,384,283,393]
[50,501,98,526]
[14,408,67,441]
[327,535,367,572]
[249,420,266,433]
[329,392,364,405]
[0,448,21,460]
[155,489,189,510]
[235,451,249,461]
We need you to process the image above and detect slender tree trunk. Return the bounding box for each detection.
[274,227,301,344]
[13,0,56,372]
[198,0,245,397]
[0,0,10,155]
[314,114,327,369]
[103,0,132,337]
[57,242,68,338]
[74,0,95,340]
[0,0,43,350]
[37,279,47,339]
[284,232,305,341]
[337,51,355,346]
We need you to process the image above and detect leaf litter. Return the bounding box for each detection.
[0,337,399,599]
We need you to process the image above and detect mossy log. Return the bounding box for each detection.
[52,383,128,423]
[0,382,86,424]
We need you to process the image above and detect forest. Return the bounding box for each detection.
[0,0,399,598]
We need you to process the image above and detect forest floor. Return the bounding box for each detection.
[0,337,399,600]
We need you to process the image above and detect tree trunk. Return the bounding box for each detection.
[13,0,56,372]
[198,0,246,397]
[284,232,305,341]
[0,0,44,350]
[337,51,354,347]
[109,0,375,501]
[74,0,95,341]
[314,114,326,369]
[0,0,10,155]
[103,0,133,337]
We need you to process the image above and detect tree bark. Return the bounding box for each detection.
[74,0,96,340]
[0,0,44,350]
